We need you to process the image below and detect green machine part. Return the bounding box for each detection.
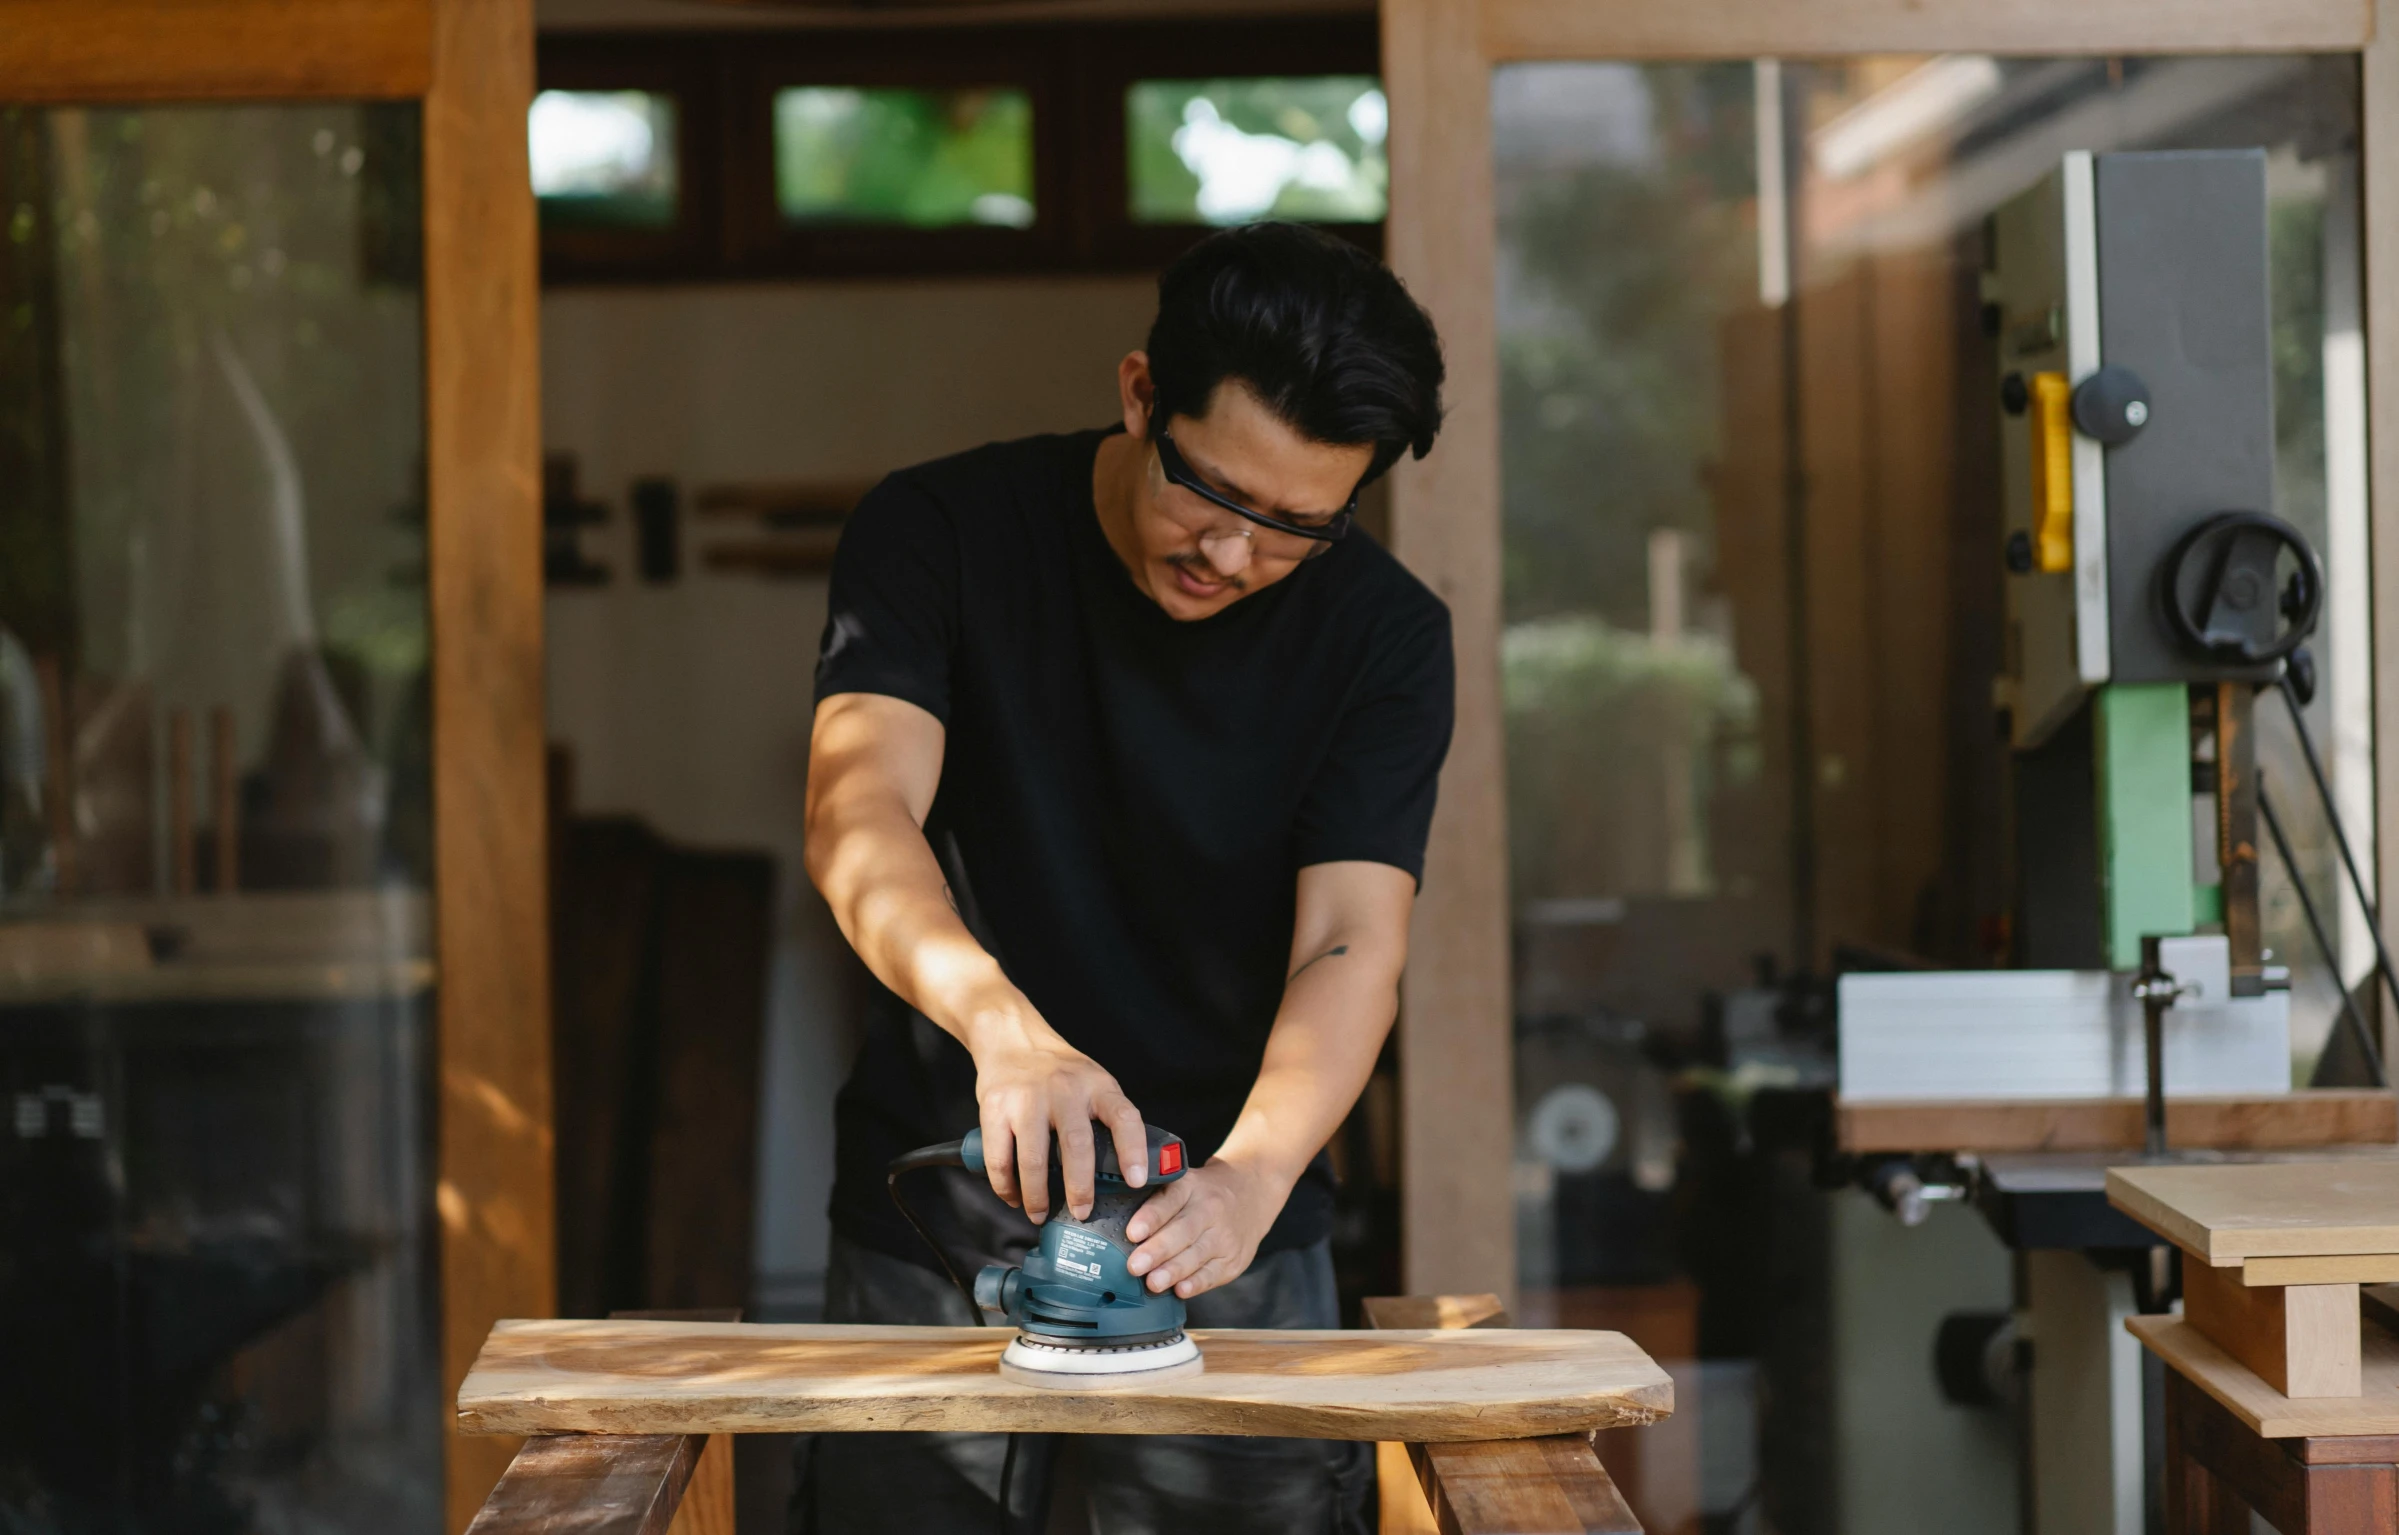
[2094,683,2197,970]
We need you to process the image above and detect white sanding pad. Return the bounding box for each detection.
[999,1331,1203,1389]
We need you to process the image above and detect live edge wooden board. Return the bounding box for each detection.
[455,1320,1674,1442]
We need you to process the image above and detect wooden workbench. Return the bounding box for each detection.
[462,1303,1669,1534]
[457,1318,1672,1441]
[2109,1161,2399,1531]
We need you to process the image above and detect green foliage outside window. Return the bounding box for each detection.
[1128,77,1386,226]
[774,87,1034,228]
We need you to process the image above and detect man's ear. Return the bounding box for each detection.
[1118,352,1155,441]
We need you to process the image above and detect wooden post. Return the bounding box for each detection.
[2183,1260,2364,1399]
[1381,0,1517,1307]
[209,704,238,893]
[167,707,195,896]
[426,0,553,1525]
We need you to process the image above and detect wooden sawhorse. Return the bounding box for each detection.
[464,1297,1649,1534]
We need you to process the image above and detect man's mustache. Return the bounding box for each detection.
[1166,551,1245,593]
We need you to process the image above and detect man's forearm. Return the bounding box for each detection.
[805,799,1016,1037]
[1211,931,1404,1196]
[804,695,1026,1047]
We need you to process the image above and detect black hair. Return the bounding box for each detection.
[1144,222,1446,484]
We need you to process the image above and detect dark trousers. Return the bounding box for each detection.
[791,1232,1373,1535]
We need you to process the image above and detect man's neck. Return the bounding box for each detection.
[1091,431,1151,594]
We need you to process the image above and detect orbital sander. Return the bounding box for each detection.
[888,1121,1202,1387]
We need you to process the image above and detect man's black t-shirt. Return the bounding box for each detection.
[814,428,1454,1274]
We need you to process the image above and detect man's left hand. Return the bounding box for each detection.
[1122,1155,1287,1299]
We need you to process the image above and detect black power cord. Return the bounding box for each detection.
[887,1142,1038,1535]
[2260,778,2388,1086]
[2270,674,2399,1086]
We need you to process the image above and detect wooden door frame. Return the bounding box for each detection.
[0,1,552,1526]
[1380,0,2390,1302]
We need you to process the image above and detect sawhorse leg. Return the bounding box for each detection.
[2161,1369,2399,1534]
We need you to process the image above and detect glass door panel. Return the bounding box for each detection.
[1496,54,2366,1533]
[0,102,436,1530]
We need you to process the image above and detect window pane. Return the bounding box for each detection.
[530,89,678,229]
[1,103,437,1526]
[1496,51,2366,1533]
[773,86,1034,229]
[1128,76,1387,225]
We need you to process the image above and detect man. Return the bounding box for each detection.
[796,221,1452,1534]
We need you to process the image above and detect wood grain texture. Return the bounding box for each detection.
[1365,1294,1651,1535]
[463,1433,699,1535]
[0,0,430,101]
[2127,1316,2399,1438]
[2163,1368,2399,1535]
[1411,1436,1643,1535]
[454,1321,1673,1441]
[1381,0,1515,1306]
[2186,1261,2363,1399]
[1837,1093,2399,1153]
[1476,0,2369,60]
[1361,1295,1510,1332]
[663,1436,731,1535]
[1380,1439,1441,1535]
[2109,1162,2399,1264]
[428,0,552,1527]
[2249,1257,2399,1288]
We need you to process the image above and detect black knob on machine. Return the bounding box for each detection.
[2070,364,2152,446]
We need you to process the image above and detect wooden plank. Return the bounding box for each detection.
[2248,1256,2399,1288]
[1411,1436,1643,1535]
[1365,1296,1496,1533]
[2185,1261,2363,1399]
[463,1433,700,1535]
[1361,1294,1510,1332]
[2127,1315,2399,1438]
[1862,255,1962,954]
[1476,0,2369,60]
[1382,0,1514,1304]
[1366,1294,1650,1535]
[643,850,772,1312]
[428,0,552,1528]
[454,1321,1674,1442]
[1381,1440,1442,1535]
[2165,1369,2399,1535]
[2109,1162,2399,1264]
[1838,1092,2399,1153]
[0,0,430,101]
[1798,267,1879,965]
[664,1436,732,1535]
[2163,1368,2312,1535]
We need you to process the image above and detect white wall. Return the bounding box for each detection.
[541,277,1155,1313]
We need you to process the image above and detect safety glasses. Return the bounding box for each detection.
[1152,423,1357,546]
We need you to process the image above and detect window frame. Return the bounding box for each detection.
[725,30,1072,277]
[532,15,1381,283]
[535,36,723,284]
[1070,18,1387,270]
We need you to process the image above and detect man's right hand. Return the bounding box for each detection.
[964,986,1149,1224]
[803,693,1147,1224]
